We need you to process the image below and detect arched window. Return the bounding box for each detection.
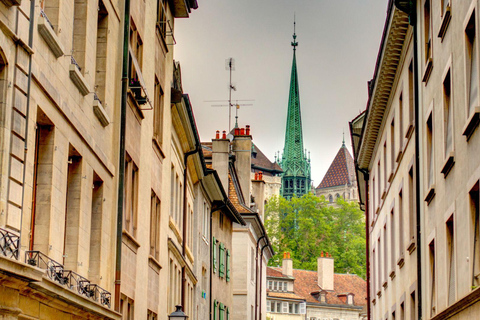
[335,193,340,199]
[328,195,333,203]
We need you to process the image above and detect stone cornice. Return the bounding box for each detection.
[357,8,410,169]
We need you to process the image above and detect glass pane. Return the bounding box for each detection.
[470,37,479,115]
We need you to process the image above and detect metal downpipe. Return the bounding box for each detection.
[255,235,266,320]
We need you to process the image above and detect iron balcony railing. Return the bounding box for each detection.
[40,9,54,30]
[71,56,82,71]
[25,251,111,308]
[0,227,20,260]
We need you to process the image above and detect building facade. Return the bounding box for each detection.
[266,253,366,320]
[351,0,480,319]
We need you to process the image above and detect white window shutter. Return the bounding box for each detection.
[299,302,306,314]
[266,300,271,312]
[282,302,288,313]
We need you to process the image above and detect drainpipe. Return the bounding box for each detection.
[394,1,422,318]
[255,235,266,320]
[114,0,131,312]
[182,146,200,308]
[19,0,36,254]
[361,169,370,320]
[258,242,269,320]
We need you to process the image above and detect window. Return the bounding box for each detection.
[89,174,103,278]
[426,112,434,188]
[170,165,183,227]
[276,301,281,313]
[94,0,108,104]
[377,161,381,203]
[399,93,404,152]
[125,154,138,237]
[64,148,82,267]
[383,143,387,193]
[410,291,416,320]
[219,303,225,320]
[391,119,395,174]
[408,61,415,133]
[372,247,376,296]
[400,302,405,320]
[268,281,272,290]
[378,237,382,289]
[219,243,225,277]
[273,281,277,291]
[429,239,436,317]
[467,13,479,117]
[398,189,404,260]
[147,310,157,320]
[213,237,217,274]
[150,191,161,260]
[383,224,387,284]
[120,296,134,320]
[372,176,376,214]
[130,19,143,71]
[156,0,168,39]
[471,182,480,285]
[72,0,88,72]
[213,300,218,320]
[390,208,395,272]
[447,216,456,305]
[226,249,231,281]
[251,247,255,281]
[203,201,209,240]
[153,79,164,145]
[408,166,416,247]
[424,0,432,63]
[443,70,453,157]
[188,203,193,250]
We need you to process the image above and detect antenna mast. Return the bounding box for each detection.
[226,58,236,132]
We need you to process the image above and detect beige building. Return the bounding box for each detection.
[352,0,480,319]
[266,253,366,320]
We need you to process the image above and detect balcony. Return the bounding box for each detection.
[0,227,19,260]
[93,93,110,127]
[0,0,21,7]
[38,9,64,58]
[25,251,111,308]
[69,56,90,96]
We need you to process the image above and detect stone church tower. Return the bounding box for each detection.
[279,23,311,199]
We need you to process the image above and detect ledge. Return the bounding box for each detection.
[425,185,436,204]
[397,257,405,269]
[148,256,162,274]
[38,16,64,58]
[388,172,394,183]
[377,290,382,298]
[405,123,414,139]
[383,281,388,289]
[431,287,480,320]
[396,150,403,163]
[407,240,416,254]
[0,0,21,6]
[389,270,396,280]
[441,152,455,178]
[93,99,110,127]
[381,191,387,200]
[69,64,90,96]
[122,230,140,253]
[438,6,451,40]
[422,58,433,84]
[169,216,183,244]
[463,107,480,141]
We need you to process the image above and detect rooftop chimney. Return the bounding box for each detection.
[317,252,334,291]
[212,130,230,190]
[282,252,293,277]
[251,171,265,218]
[232,126,252,206]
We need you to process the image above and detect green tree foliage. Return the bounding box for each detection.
[265,193,366,278]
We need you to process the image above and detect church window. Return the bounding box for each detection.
[329,195,333,203]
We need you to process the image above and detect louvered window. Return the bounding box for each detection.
[219,303,225,320]
[213,237,217,274]
[226,249,231,281]
[447,217,456,305]
[219,243,225,277]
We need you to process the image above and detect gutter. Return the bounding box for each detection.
[254,236,266,320]
[258,242,269,320]
[114,0,131,311]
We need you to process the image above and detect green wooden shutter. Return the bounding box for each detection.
[213,300,218,320]
[219,243,225,277]
[219,303,225,320]
[226,249,231,282]
[213,237,217,274]
[226,307,230,320]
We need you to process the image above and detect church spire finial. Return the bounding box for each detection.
[291,15,298,50]
[342,130,346,147]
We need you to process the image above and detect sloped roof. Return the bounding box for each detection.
[268,267,366,307]
[252,143,283,175]
[317,144,355,189]
[267,267,289,279]
[267,292,304,300]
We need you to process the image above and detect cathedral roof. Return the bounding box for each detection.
[317,143,355,189]
[252,143,283,176]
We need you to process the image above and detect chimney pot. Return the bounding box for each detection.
[240,128,245,135]
[259,172,263,180]
[216,130,220,139]
[234,128,240,136]
[222,130,227,139]
[246,125,250,135]
[282,252,293,277]
[255,172,258,180]
[321,251,324,258]
[283,252,287,259]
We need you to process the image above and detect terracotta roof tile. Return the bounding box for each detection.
[317,145,355,189]
[268,267,366,307]
[201,142,212,158]
[266,267,289,278]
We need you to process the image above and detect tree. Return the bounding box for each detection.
[265,193,366,278]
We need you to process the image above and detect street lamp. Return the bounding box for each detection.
[169,305,188,320]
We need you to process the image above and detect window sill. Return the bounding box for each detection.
[397,256,405,269]
[127,90,145,120]
[377,290,382,298]
[388,172,394,183]
[69,64,90,96]
[38,16,64,58]
[422,58,433,84]
[372,298,376,305]
[396,150,404,164]
[93,99,110,127]
[383,281,388,289]
[381,191,387,200]
[407,240,416,254]
[202,235,209,246]
[169,216,183,244]
[186,245,194,264]
[152,137,165,160]
[438,6,451,40]
[122,229,140,253]
[463,107,480,141]
[148,255,162,274]
[441,152,455,178]
[425,185,436,204]
[389,270,396,280]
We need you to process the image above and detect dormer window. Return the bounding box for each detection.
[320,292,327,303]
[268,280,288,292]
[347,293,354,305]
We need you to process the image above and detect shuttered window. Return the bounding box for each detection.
[219,303,225,320]
[219,243,225,277]
[226,249,231,281]
[213,300,218,320]
[213,237,217,274]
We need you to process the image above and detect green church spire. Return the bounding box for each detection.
[280,20,311,199]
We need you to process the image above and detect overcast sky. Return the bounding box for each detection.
[174,0,389,186]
